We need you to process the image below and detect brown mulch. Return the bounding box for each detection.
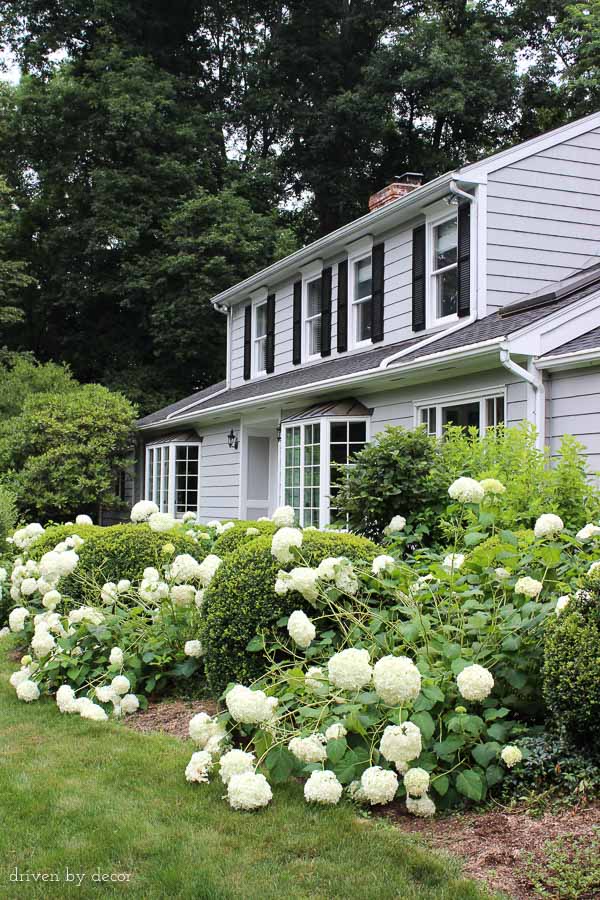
[382,801,600,899]
[124,697,218,740]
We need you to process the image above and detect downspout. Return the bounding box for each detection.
[379,181,476,370]
[499,347,545,450]
[214,302,231,390]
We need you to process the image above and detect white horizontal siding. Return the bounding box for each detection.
[548,367,600,475]
[198,421,240,522]
[486,127,600,311]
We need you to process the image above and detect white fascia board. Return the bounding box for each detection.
[536,347,600,371]
[459,110,600,179]
[506,288,600,357]
[139,337,505,431]
[209,172,455,309]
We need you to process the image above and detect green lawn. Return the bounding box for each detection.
[0,637,492,900]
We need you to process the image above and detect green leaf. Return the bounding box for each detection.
[450,658,470,676]
[500,530,518,546]
[485,765,504,787]
[265,746,295,784]
[422,685,445,704]
[410,711,435,741]
[487,722,510,742]
[464,532,487,547]
[504,668,527,689]
[246,635,265,652]
[484,707,510,722]
[434,735,465,758]
[326,737,348,764]
[456,769,485,802]
[431,774,449,796]
[471,741,501,768]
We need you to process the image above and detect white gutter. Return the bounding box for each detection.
[535,346,600,370]
[165,385,229,421]
[499,347,545,450]
[140,336,505,431]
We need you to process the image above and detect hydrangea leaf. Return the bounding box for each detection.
[456,769,485,801]
[326,737,347,764]
[471,741,501,768]
[410,711,435,741]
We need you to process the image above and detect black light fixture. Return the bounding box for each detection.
[227,428,239,450]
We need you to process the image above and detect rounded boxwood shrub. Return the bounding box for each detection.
[202,530,378,695]
[28,523,102,558]
[543,574,600,750]
[211,520,276,557]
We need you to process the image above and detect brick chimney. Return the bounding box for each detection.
[368,172,423,212]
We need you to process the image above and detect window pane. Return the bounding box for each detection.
[355,257,372,299]
[356,299,372,342]
[349,443,364,458]
[307,280,321,316]
[442,402,480,431]
[255,303,267,337]
[434,218,457,270]
[330,443,348,464]
[349,421,366,442]
[496,396,505,425]
[255,337,266,372]
[309,318,321,355]
[330,422,347,443]
[436,268,458,319]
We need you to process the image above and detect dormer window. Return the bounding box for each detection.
[353,255,372,345]
[431,214,458,323]
[305,277,322,359]
[253,300,268,375]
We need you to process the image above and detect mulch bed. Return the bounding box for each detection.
[382,801,600,899]
[125,696,599,898]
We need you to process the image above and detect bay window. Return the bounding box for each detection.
[145,439,201,517]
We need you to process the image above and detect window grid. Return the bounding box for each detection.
[306,278,322,357]
[175,445,199,515]
[146,443,201,517]
[283,426,301,521]
[303,423,321,528]
[329,421,367,518]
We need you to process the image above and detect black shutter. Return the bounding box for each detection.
[292,280,302,365]
[412,225,426,332]
[320,266,332,357]
[243,304,252,380]
[457,202,471,318]
[265,292,276,373]
[337,259,348,353]
[371,242,385,343]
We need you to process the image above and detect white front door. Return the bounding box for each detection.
[244,434,272,519]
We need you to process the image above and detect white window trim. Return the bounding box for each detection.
[144,442,202,518]
[414,387,507,439]
[347,235,374,351]
[426,207,459,330]
[300,259,324,363]
[279,416,370,527]
[251,296,268,378]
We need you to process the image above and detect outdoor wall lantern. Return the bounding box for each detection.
[227,428,239,450]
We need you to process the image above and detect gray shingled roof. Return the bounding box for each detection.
[138,265,600,429]
[542,325,600,358]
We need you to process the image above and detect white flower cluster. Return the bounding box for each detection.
[448,477,485,504]
[372,555,395,576]
[327,648,372,692]
[148,512,176,533]
[479,478,506,495]
[227,772,272,810]
[443,553,465,571]
[514,576,543,598]
[286,610,316,648]
[384,515,406,535]
[316,557,358,595]
[11,522,45,550]
[207,520,235,536]
[500,745,523,768]
[533,513,564,539]
[271,527,303,563]
[288,734,327,763]
[184,640,204,658]
[275,568,319,603]
[185,751,213,783]
[456,664,494,702]
[219,749,255,785]
[130,500,159,523]
[576,523,600,542]
[403,767,430,798]
[373,655,421,706]
[359,766,398,805]
[555,595,570,616]
[271,506,296,528]
[379,722,422,765]
[406,794,436,817]
[189,712,226,753]
[139,567,170,604]
[170,554,203,583]
[225,685,278,724]
[304,770,343,805]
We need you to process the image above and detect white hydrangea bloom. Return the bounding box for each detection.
[195,589,205,609]
[372,555,396,576]
[271,505,296,527]
[171,584,196,606]
[215,521,235,536]
[289,734,327,764]
[101,582,118,603]
[305,666,325,692]
[10,667,31,689]
[227,771,272,810]
[588,561,600,575]
[271,527,303,563]
[274,572,291,595]
[143,566,160,583]
[188,712,225,748]
[360,766,398,805]
[184,640,204,658]
[110,675,130,696]
[384,515,406,535]
[9,607,29,633]
[456,664,494,702]
[68,606,104,626]
[31,629,56,658]
[304,770,343,805]
[184,750,213,783]
[16,679,40,702]
[495,567,511,580]
[140,578,169,603]
[95,685,117,704]
[42,589,61,610]
[576,523,600,542]
[219,749,255,785]
[246,527,260,536]
[379,722,422,764]
[56,684,78,713]
[479,478,506,495]
[315,557,341,580]
[443,553,465,571]
[534,513,564,539]
[287,609,316,648]
[197,554,222,587]
[403,767,430,798]
[555,595,570,616]
[500,745,523,768]
[373,655,421,705]
[20,577,38,596]
[117,579,131,593]
[448,477,485,504]
[325,722,347,741]
[12,522,44,550]
[406,794,436,817]
[328,648,372,692]
[225,684,278,724]
[131,500,159,523]
[109,646,124,667]
[182,511,197,523]
[120,694,140,715]
[171,554,203,583]
[287,567,320,603]
[39,549,79,580]
[514,576,543,598]
[75,514,93,526]
[148,512,176,533]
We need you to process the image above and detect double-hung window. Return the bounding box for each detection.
[418,393,505,438]
[145,440,201,517]
[282,413,369,527]
[430,213,458,324]
[352,255,372,345]
[305,277,322,358]
[253,301,267,375]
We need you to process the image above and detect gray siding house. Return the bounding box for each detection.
[135,111,600,526]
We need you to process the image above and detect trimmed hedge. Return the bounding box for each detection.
[211,520,276,557]
[202,530,378,695]
[28,523,102,558]
[543,575,600,750]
